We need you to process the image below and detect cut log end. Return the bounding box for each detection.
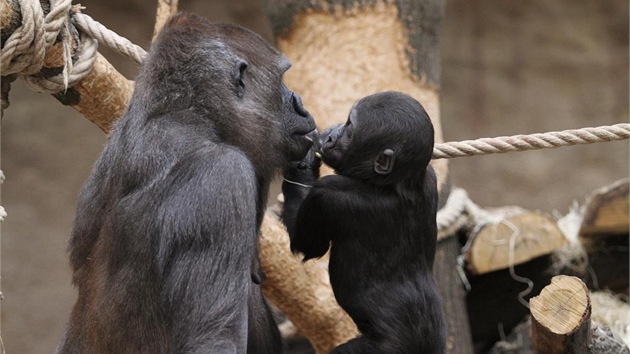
[531,276,590,334]
[530,275,591,354]
[580,179,629,238]
[466,209,567,275]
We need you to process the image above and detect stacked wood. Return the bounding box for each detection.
[462,207,568,348]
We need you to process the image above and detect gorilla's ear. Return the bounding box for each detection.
[233,60,248,98]
[374,149,395,175]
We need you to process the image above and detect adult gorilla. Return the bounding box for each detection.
[57,12,316,354]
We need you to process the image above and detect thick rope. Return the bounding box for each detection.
[1,0,92,93]
[1,0,146,96]
[432,123,630,159]
[73,13,147,65]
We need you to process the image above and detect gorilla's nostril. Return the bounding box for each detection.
[292,93,309,117]
[327,136,333,143]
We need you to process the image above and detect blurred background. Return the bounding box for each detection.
[2,0,628,353]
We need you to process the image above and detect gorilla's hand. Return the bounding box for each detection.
[283,129,321,187]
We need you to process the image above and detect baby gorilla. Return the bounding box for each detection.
[282,91,446,354]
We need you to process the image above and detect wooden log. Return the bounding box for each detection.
[579,179,629,294]
[530,275,591,354]
[436,235,474,353]
[579,179,629,237]
[490,315,630,354]
[465,207,567,275]
[554,180,629,295]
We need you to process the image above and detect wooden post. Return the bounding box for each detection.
[263,1,473,353]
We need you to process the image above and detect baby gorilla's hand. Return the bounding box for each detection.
[284,130,321,186]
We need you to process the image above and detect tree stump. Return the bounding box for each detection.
[530,275,591,354]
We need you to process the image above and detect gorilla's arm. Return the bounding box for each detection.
[290,175,396,261]
[158,147,258,352]
[281,130,320,237]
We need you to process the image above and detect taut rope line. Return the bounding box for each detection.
[432,123,630,160]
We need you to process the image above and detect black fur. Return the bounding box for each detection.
[282,91,446,354]
[57,12,316,354]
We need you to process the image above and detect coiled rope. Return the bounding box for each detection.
[1,0,146,96]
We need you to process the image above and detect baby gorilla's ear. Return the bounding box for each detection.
[374,148,395,175]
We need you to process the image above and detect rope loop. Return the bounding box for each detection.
[1,0,92,93]
[0,0,146,97]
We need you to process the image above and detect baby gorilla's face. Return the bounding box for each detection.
[319,105,357,171]
[318,91,435,184]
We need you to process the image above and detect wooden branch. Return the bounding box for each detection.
[153,0,179,40]
[530,275,591,354]
[260,213,357,354]
[466,207,567,275]
[54,53,132,133]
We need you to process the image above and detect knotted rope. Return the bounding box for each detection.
[1,0,146,100]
